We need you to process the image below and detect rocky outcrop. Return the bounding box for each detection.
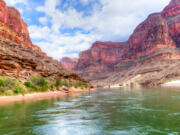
[0,0,85,83]
[0,0,9,24]
[0,39,84,82]
[60,57,78,70]
[0,0,32,44]
[62,0,180,86]
[8,7,32,44]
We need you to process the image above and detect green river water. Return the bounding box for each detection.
[0,87,180,135]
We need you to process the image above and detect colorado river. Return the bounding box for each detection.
[0,87,180,135]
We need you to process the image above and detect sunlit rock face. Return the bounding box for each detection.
[0,0,32,44]
[0,0,9,24]
[162,0,180,46]
[76,42,128,69]
[8,7,32,44]
[63,0,180,86]
[60,57,78,71]
[0,0,85,83]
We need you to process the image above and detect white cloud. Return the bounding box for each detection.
[4,0,27,6]
[79,0,90,5]
[29,0,171,60]
[38,17,48,25]
[29,25,100,59]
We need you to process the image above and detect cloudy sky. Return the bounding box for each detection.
[4,0,170,60]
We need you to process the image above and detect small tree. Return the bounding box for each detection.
[55,78,61,89]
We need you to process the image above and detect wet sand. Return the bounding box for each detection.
[0,88,93,105]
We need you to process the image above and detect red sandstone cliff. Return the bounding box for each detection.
[0,0,31,44]
[60,57,78,70]
[61,0,180,86]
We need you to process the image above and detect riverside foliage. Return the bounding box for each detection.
[0,76,89,96]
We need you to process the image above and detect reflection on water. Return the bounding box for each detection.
[0,87,180,135]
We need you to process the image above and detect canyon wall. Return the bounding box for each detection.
[61,0,180,86]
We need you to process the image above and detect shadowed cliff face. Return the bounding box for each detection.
[0,0,85,83]
[60,0,180,86]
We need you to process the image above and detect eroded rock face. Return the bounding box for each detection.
[76,41,128,71]
[162,0,180,18]
[162,0,180,46]
[0,39,84,82]
[60,57,78,70]
[0,0,32,44]
[0,0,9,24]
[8,7,32,44]
[63,0,180,86]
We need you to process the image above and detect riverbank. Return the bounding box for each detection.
[162,80,180,87]
[0,88,94,105]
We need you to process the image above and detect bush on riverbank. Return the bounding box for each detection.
[0,76,90,96]
[25,77,49,92]
[0,76,27,96]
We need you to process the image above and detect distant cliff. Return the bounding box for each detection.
[60,57,78,71]
[61,0,180,86]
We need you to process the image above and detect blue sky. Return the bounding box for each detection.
[4,0,170,60]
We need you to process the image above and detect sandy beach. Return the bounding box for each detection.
[0,88,93,105]
[162,80,180,87]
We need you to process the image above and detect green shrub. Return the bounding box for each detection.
[30,77,47,86]
[73,82,78,88]
[0,77,16,88]
[13,86,26,95]
[49,83,55,90]
[62,80,69,87]
[0,80,4,87]
[24,81,31,88]
[71,81,89,89]
[0,88,5,94]
[30,77,49,91]
[55,78,61,88]
[5,90,14,96]
[13,87,20,94]
[80,85,84,89]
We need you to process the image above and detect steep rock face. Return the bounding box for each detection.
[75,41,128,71]
[8,7,32,44]
[162,0,180,46]
[125,13,175,60]
[73,41,129,81]
[162,0,180,18]
[60,57,78,70]
[0,0,8,24]
[64,0,180,86]
[0,0,31,44]
[0,0,85,83]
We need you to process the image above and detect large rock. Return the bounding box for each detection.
[61,0,180,86]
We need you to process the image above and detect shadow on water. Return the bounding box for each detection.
[0,87,180,135]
